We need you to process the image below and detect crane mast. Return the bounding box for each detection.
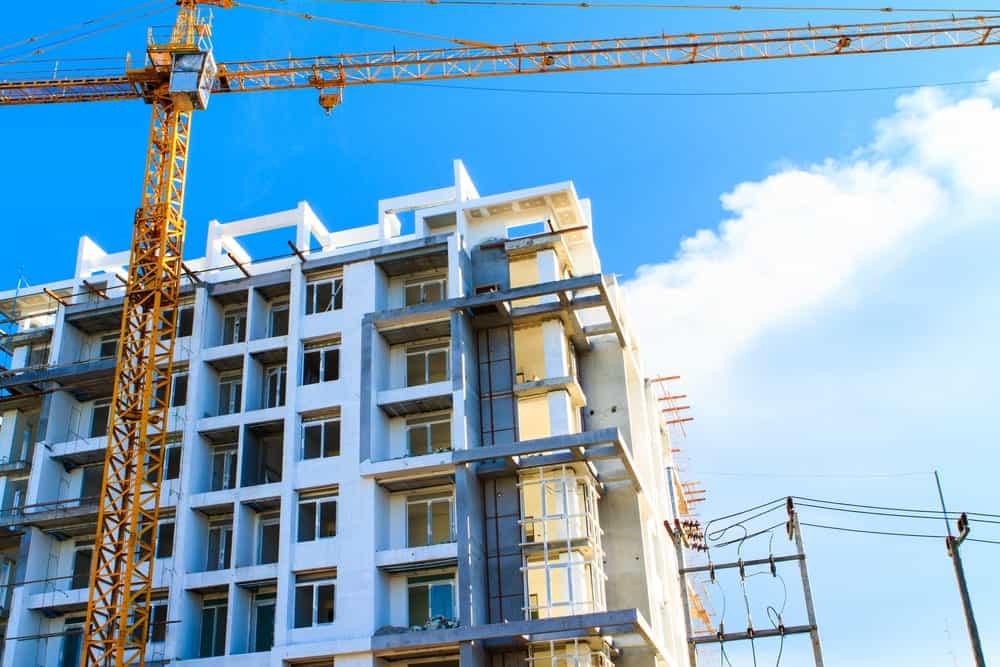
[81,3,217,665]
[0,3,995,666]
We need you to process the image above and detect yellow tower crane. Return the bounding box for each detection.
[1,3,998,665]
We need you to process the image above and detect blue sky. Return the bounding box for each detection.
[2,1,999,664]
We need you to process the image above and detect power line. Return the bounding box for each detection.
[792,495,1000,520]
[801,521,1000,544]
[402,78,989,99]
[794,501,1000,525]
[307,0,1000,14]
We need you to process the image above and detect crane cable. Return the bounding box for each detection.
[0,0,169,54]
[231,2,497,47]
[305,0,1000,14]
[0,3,173,69]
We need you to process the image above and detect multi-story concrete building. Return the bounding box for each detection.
[0,161,692,667]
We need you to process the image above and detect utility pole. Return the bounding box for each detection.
[934,470,985,667]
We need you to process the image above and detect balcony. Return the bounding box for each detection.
[1,496,100,538]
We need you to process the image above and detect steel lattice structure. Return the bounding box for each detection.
[0,4,997,666]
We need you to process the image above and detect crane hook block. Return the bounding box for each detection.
[319,89,343,116]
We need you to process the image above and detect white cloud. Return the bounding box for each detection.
[622,79,1000,386]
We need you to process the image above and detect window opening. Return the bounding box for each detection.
[294,571,337,627]
[90,398,112,438]
[199,596,228,657]
[407,492,454,547]
[206,518,233,570]
[210,444,238,491]
[406,413,451,456]
[303,342,340,385]
[404,276,446,306]
[218,373,242,415]
[406,343,449,386]
[263,364,287,408]
[407,573,456,626]
[258,513,280,564]
[222,307,247,345]
[476,327,516,446]
[305,277,343,315]
[302,414,341,459]
[269,301,289,337]
[251,589,276,652]
[298,490,338,542]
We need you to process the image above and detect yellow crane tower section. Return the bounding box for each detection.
[0,4,998,666]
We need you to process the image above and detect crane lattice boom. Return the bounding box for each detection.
[2,15,999,107]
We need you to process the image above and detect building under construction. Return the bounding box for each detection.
[0,161,696,667]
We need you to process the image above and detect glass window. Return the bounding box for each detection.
[218,373,242,415]
[298,492,337,542]
[302,344,340,385]
[406,344,449,386]
[406,414,451,456]
[90,399,112,438]
[71,544,92,589]
[199,597,227,657]
[407,493,454,547]
[222,307,247,345]
[263,365,287,408]
[210,445,238,491]
[404,277,446,306]
[407,574,455,626]
[302,415,340,460]
[294,575,337,628]
[81,465,103,498]
[206,518,233,570]
[162,306,195,340]
[269,301,289,337]
[251,590,276,652]
[305,278,343,315]
[258,514,280,564]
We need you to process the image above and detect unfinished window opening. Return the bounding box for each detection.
[476,327,516,446]
[258,513,280,564]
[26,343,49,367]
[251,587,277,652]
[206,516,233,571]
[149,599,168,643]
[243,423,283,486]
[218,372,243,416]
[294,570,337,628]
[298,488,338,542]
[526,639,615,667]
[404,276,447,306]
[263,364,287,408]
[405,342,449,387]
[301,413,340,460]
[97,332,118,360]
[406,491,454,547]
[519,466,605,620]
[156,518,175,558]
[200,595,228,657]
[162,305,195,340]
[71,541,93,589]
[406,413,451,456]
[303,340,340,385]
[60,616,85,667]
[164,442,181,480]
[210,444,238,491]
[222,306,247,345]
[407,572,456,626]
[81,464,103,498]
[89,398,112,438]
[305,276,343,315]
[269,300,289,337]
[171,371,188,407]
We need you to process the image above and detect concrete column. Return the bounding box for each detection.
[547,390,575,437]
[536,249,560,304]
[460,639,489,666]
[541,320,568,378]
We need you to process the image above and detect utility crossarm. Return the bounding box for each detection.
[2,15,1000,108]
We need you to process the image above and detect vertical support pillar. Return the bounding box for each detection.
[536,249,560,304]
[788,499,824,667]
